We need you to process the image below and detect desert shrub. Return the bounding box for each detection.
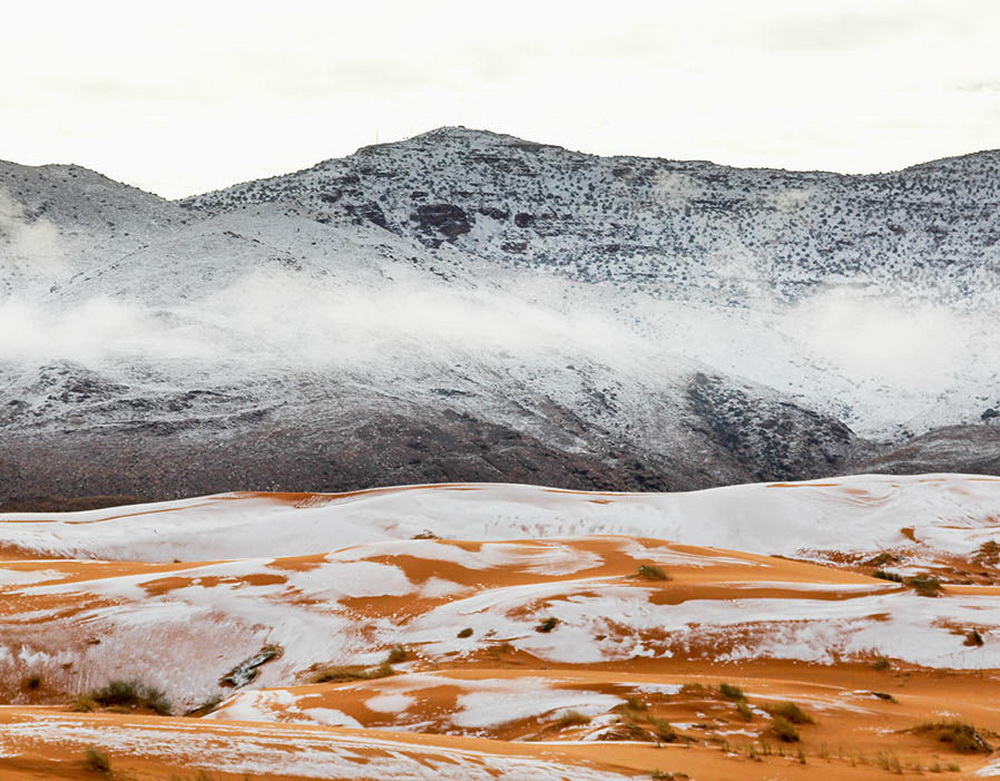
[906,575,943,597]
[679,683,711,696]
[71,695,99,713]
[457,627,474,638]
[535,617,559,633]
[624,696,648,711]
[873,569,904,583]
[872,656,892,671]
[913,720,992,753]
[87,679,171,716]
[866,552,896,567]
[312,663,395,684]
[84,748,111,774]
[648,717,677,742]
[763,701,813,724]
[635,564,670,581]
[554,710,591,728]
[719,682,745,701]
[24,674,42,690]
[735,701,754,721]
[768,715,800,742]
[386,645,408,664]
[965,629,985,647]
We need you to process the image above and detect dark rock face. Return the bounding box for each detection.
[685,373,857,482]
[412,203,473,245]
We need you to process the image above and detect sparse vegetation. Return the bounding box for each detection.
[457,627,474,638]
[762,701,814,724]
[84,748,112,775]
[906,575,943,597]
[768,715,800,742]
[866,552,897,567]
[965,628,984,647]
[718,682,745,701]
[873,569,904,583]
[554,710,591,728]
[872,656,892,671]
[635,564,671,581]
[912,720,992,753]
[79,679,172,716]
[24,674,42,690]
[535,617,559,633]
[386,644,408,664]
[71,694,99,713]
[735,701,754,721]
[312,662,396,684]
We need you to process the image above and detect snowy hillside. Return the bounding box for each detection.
[3,130,1000,504]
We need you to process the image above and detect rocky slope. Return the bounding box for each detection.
[1,129,999,504]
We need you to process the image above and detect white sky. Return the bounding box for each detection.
[3,0,1000,198]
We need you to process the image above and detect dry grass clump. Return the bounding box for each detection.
[634,564,671,581]
[83,748,112,775]
[535,617,559,633]
[312,662,395,684]
[906,575,943,597]
[912,720,992,753]
[768,715,801,742]
[763,701,814,724]
[385,644,408,664]
[718,682,745,701]
[609,701,677,742]
[73,679,171,716]
[553,710,591,729]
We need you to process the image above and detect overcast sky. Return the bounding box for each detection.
[3,0,1000,198]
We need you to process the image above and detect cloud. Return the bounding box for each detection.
[0,189,67,280]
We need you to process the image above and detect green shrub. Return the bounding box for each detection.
[719,682,745,701]
[735,701,754,721]
[872,656,892,671]
[873,569,904,583]
[386,645,408,664]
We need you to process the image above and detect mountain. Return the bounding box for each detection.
[1,129,999,504]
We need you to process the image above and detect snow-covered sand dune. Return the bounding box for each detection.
[2,473,999,566]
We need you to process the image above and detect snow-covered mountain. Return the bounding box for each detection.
[2,128,999,504]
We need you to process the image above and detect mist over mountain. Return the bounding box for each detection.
[2,127,999,504]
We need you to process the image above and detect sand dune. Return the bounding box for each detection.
[3,475,1000,778]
